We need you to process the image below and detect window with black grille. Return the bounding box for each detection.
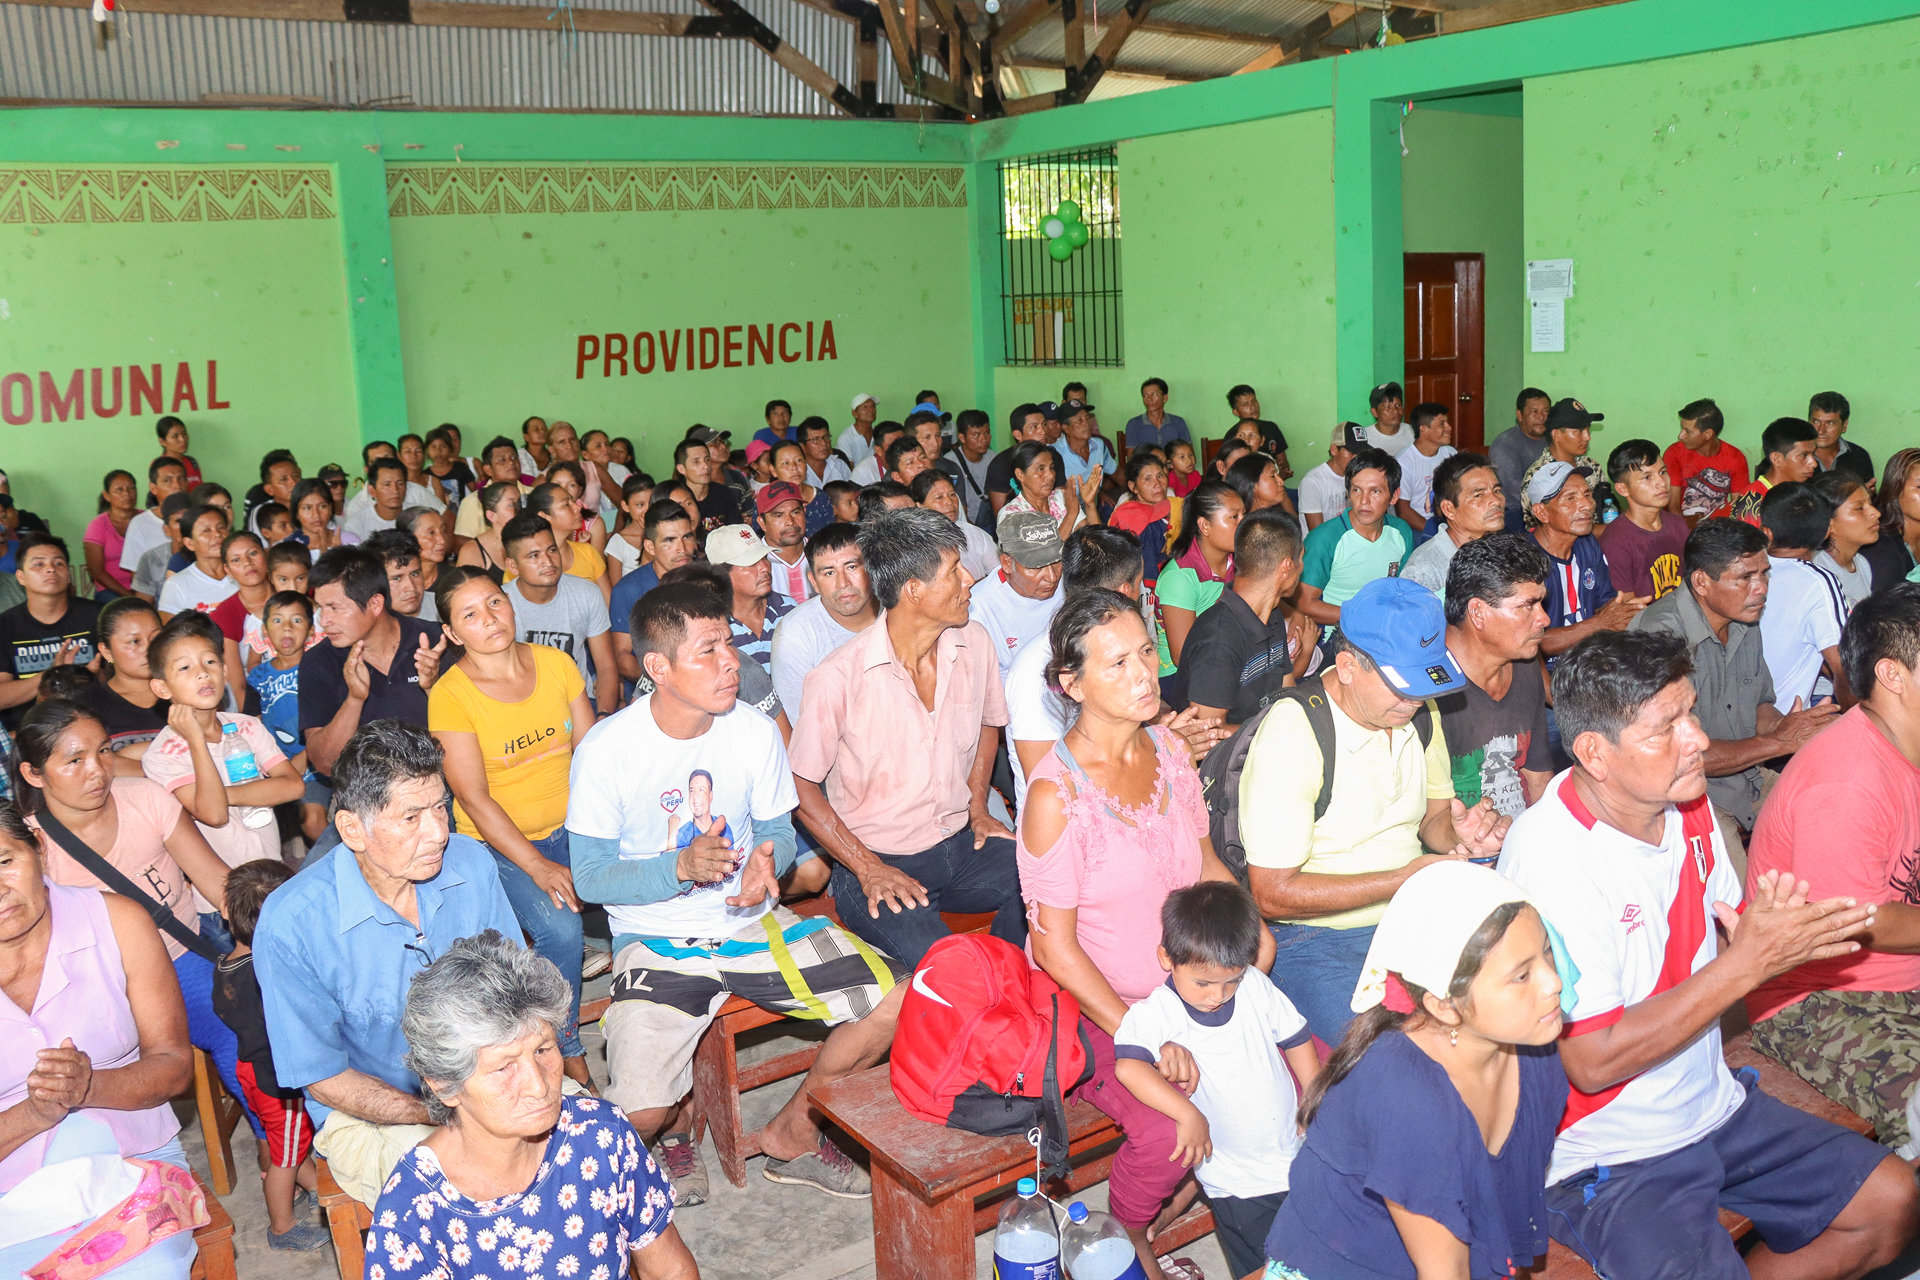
[998,147,1121,368]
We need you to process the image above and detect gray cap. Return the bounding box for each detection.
[996,511,1064,568]
[1525,459,1596,507]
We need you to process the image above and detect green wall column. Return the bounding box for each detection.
[965,159,1006,441]
[1333,94,1405,422]
[336,151,411,442]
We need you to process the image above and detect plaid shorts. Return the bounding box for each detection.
[1749,986,1920,1151]
[600,907,903,1112]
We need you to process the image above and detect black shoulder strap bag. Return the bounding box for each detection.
[35,806,225,963]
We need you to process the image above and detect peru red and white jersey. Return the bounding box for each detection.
[1498,771,1746,1184]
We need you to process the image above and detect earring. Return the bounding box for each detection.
[1448,1026,1459,1048]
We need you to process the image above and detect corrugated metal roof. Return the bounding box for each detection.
[0,0,923,114]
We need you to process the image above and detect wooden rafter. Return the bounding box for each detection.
[1064,0,1152,102]
[1004,55,1198,82]
[1061,0,1085,72]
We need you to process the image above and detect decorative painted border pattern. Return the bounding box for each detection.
[385,163,967,217]
[0,167,337,225]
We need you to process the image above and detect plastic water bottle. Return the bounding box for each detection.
[216,722,262,784]
[1062,1203,1147,1280]
[992,1178,1060,1280]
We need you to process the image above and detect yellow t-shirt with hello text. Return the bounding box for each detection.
[428,644,584,841]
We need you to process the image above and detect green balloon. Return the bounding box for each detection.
[1066,222,1090,248]
[1042,216,1066,240]
[1047,237,1075,262]
[1056,199,1082,225]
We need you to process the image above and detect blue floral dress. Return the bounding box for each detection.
[367,1097,674,1280]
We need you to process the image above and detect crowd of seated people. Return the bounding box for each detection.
[0,380,1917,1280]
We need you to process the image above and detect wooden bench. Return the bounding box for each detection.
[813,1064,1215,1280]
[189,1173,236,1280]
[1523,1031,1876,1278]
[189,1047,246,1197]
[317,1158,372,1280]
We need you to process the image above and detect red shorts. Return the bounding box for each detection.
[236,1062,313,1169]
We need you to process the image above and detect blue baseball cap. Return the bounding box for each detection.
[1338,577,1466,698]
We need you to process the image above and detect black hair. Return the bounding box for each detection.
[1141,377,1169,396]
[1684,517,1769,584]
[482,435,519,465]
[908,469,955,505]
[1062,526,1142,595]
[1516,387,1550,412]
[1809,468,1872,522]
[431,564,497,628]
[857,481,913,525]
[1124,452,1166,486]
[258,448,298,485]
[1432,451,1494,521]
[1300,900,1530,1127]
[658,562,733,604]
[1877,449,1920,543]
[1554,630,1695,750]
[501,512,555,557]
[621,473,657,505]
[1679,398,1724,437]
[547,460,587,490]
[1060,381,1087,401]
[1223,452,1277,513]
[955,408,990,435]
[219,529,263,563]
[146,611,223,677]
[1008,441,1057,487]
[13,531,68,567]
[1808,390,1850,422]
[1234,508,1303,580]
[361,441,397,470]
[1411,402,1449,431]
[804,521,863,569]
[478,482,521,527]
[1160,881,1263,969]
[885,436,925,474]
[904,409,943,433]
[764,398,792,420]
[36,664,95,703]
[856,509,965,610]
[917,389,942,406]
[1043,587,1143,711]
[1344,446,1402,496]
[1443,533,1551,626]
[1213,439,1252,473]
[1009,403,1043,435]
[333,720,446,824]
[641,498,693,543]
[265,540,311,578]
[1843,581,1920,698]
[1759,481,1832,553]
[11,698,108,813]
[1169,479,1241,559]
[310,546,390,609]
[525,482,572,524]
[1760,417,1817,473]
[1226,383,1257,407]
[98,469,135,514]
[95,596,161,652]
[224,858,293,946]
[288,478,336,524]
[1606,439,1662,484]
[1369,382,1404,409]
[871,421,907,450]
[263,589,313,624]
[795,416,832,444]
[630,581,731,670]
[175,504,220,542]
[363,527,423,569]
[254,500,291,532]
[155,415,185,442]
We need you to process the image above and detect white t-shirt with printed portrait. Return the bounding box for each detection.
[567,695,798,941]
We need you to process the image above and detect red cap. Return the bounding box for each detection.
[755,480,805,515]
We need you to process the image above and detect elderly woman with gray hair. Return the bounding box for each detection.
[369,930,698,1280]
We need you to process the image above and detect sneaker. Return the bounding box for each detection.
[762,1136,871,1199]
[582,945,612,981]
[651,1132,709,1207]
[269,1219,331,1252]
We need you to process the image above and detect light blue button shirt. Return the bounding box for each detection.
[254,834,518,1126]
[1058,437,1118,480]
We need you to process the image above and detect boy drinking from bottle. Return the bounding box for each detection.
[139,613,305,948]
[1113,882,1322,1277]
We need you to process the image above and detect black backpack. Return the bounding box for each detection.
[1197,675,1433,887]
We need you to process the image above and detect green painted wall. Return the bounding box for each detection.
[1523,16,1920,463]
[1402,105,1525,444]
[385,163,975,477]
[0,164,358,544]
[1114,112,1339,461]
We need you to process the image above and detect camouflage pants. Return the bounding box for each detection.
[1748,988,1920,1151]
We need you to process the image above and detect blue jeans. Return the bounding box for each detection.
[828,828,1025,968]
[173,950,264,1139]
[487,827,584,1058]
[1267,922,1378,1047]
[196,910,234,956]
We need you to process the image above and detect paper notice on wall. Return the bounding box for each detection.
[1526,259,1574,301]
[1530,299,1566,353]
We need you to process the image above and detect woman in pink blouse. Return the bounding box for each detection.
[82,470,139,598]
[1018,588,1272,1280]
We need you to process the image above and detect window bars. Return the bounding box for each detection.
[999,147,1121,367]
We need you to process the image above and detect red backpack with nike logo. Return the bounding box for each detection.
[890,933,1093,1178]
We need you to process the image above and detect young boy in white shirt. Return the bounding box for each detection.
[1114,882,1322,1277]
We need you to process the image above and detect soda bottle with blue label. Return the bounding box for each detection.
[993,1178,1060,1280]
[1062,1202,1147,1280]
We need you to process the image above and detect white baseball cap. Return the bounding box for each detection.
[851,393,877,411]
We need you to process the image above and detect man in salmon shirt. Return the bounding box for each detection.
[1747,583,1920,1163]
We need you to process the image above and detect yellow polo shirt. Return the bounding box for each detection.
[1239,691,1452,929]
